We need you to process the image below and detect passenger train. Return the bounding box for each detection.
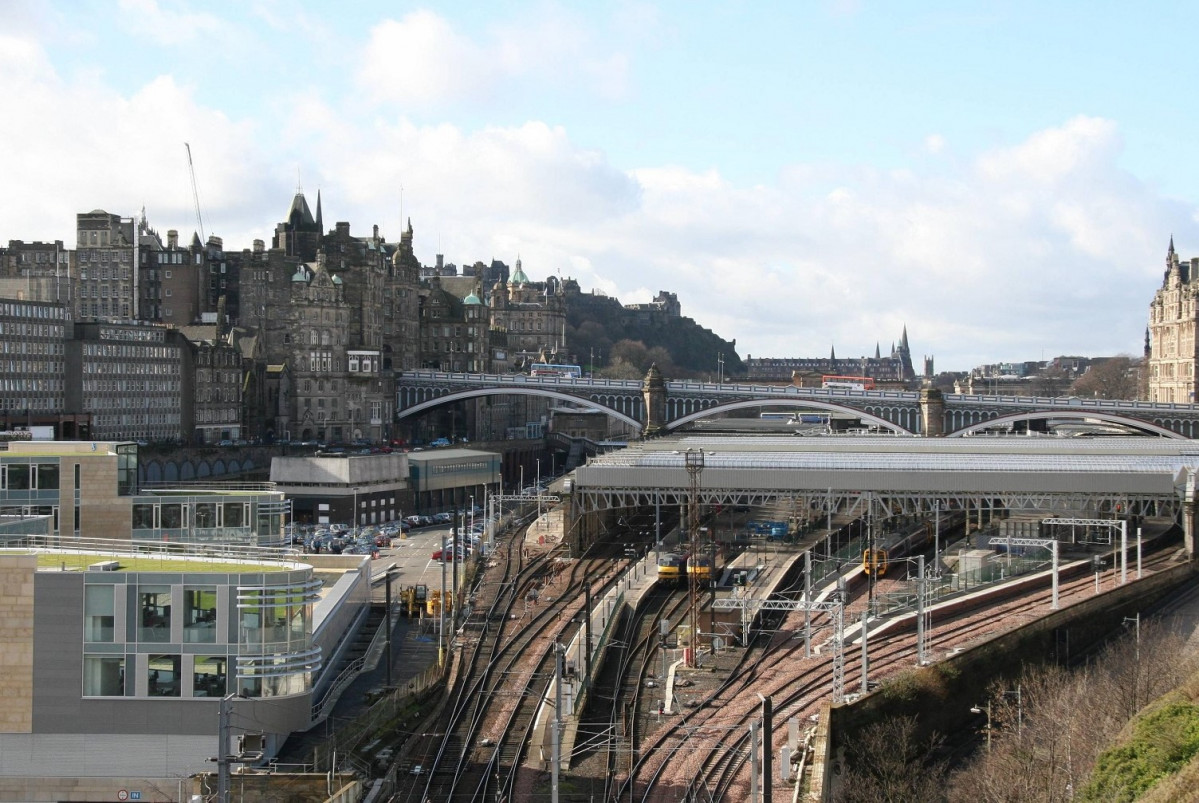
[657,553,686,584]
[686,554,713,584]
[862,510,966,577]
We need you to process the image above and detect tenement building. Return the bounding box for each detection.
[76,210,138,320]
[1147,238,1199,403]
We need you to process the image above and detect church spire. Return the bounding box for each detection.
[315,189,323,232]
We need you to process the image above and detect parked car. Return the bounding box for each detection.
[430,437,451,448]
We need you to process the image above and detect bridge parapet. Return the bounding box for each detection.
[395,371,1199,439]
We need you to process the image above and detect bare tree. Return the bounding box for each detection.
[946,620,1197,803]
[1069,356,1141,400]
[835,715,948,803]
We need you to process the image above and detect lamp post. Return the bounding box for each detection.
[971,684,1022,751]
[684,448,705,667]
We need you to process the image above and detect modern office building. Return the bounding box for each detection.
[0,541,372,800]
[0,438,375,800]
[64,321,186,443]
[0,440,289,546]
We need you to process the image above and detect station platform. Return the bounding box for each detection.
[530,538,804,769]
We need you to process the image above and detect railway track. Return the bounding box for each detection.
[621,540,1184,801]
[396,519,637,802]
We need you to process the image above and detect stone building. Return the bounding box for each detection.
[1147,238,1199,403]
[0,240,73,305]
[75,210,137,320]
[744,328,920,385]
[238,194,422,444]
[487,258,568,368]
[178,325,244,445]
[419,277,489,372]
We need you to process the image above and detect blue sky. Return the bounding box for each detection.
[3,1,1198,372]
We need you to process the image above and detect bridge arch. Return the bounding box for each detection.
[664,398,915,434]
[397,387,643,430]
[950,410,1188,439]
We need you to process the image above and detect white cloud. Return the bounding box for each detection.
[355,9,629,108]
[116,0,227,46]
[0,25,1188,372]
[924,134,945,154]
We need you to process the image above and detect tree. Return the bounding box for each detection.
[835,716,947,803]
[1070,356,1141,400]
[1033,364,1073,398]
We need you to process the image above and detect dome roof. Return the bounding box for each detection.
[291,266,308,282]
[463,291,483,305]
[510,265,529,285]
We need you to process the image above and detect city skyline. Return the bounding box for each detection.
[3,2,1198,371]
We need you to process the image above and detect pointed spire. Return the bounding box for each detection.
[874,342,881,359]
[1170,235,1176,256]
[901,325,910,349]
[829,344,836,362]
[315,189,323,232]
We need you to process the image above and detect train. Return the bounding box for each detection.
[686,554,713,584]
[657,553,686,584]
[862,511,966,576]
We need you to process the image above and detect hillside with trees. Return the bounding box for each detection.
[564,289,743,380]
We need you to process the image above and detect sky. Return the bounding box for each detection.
[3,1,1198,373]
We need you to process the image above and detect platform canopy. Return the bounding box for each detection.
[572,435,1199,516]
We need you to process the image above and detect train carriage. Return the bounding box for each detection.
[657,553,686,584]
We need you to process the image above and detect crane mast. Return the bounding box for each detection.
[184,142,206,245]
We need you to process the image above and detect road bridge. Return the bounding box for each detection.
[396,370,1199,438]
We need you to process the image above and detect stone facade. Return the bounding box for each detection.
[487,259,567,368]
[1147,238,1199,403]
[75,210,136,320]
[0,556,35,733]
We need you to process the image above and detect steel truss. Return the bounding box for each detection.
[574,486,1179,521]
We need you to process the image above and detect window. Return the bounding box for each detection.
[84,584,115,642]
[132,503,155,530]
[193,656,227,697]
[138,586,171,642]
[3,464,29,490]
[148,654,181,697]
[183,586,218,643]
[83,655,125,696]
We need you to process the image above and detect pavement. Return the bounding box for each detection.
[275,523,470,767]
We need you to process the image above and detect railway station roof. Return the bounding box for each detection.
[573,435,1199,499]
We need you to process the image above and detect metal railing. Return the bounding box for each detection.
[0,533,303,565]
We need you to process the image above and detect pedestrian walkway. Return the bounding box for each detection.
[275,615,441,767]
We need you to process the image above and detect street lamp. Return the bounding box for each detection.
[970,684,1022,751]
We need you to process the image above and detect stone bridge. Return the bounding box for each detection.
[396,370,1199,438]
